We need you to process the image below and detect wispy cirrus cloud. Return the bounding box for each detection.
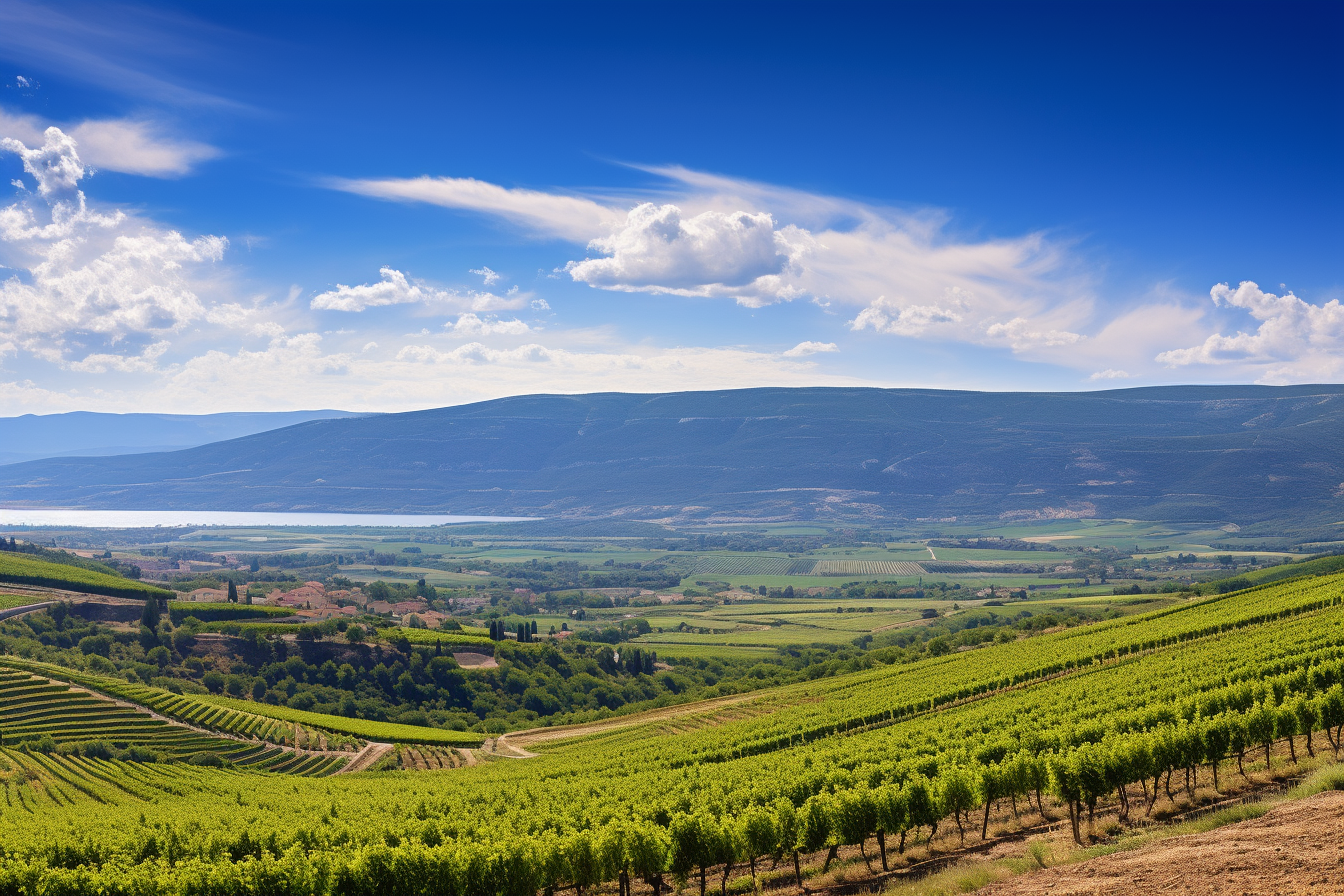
[0,108,220,177]
[0,1,248,109]
[330,175,618,241]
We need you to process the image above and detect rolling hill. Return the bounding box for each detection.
[0,385,1341,529]
[0,409,365,466]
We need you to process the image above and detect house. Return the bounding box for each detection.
[187,588,229,602]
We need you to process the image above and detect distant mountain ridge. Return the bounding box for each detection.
[0,386,1341,530]
[0,410,365,466]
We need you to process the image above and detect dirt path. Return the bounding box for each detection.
[978,789,1344,896]
[335,741,393,774]
[496,690,766,754]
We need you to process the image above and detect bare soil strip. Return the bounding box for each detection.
[496,690,767,753]
[335,741,392,774]
[977,789,1344,896]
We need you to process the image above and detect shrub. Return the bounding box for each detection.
[117,745,160,763]
[186,752,227,767]
[78,634,113,657]
[81,740,115,760]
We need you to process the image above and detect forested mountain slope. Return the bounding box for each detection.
[1,385,1341,527]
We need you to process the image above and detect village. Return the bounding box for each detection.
[177,580,450,629]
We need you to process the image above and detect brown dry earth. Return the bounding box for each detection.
[978,790,1344,896]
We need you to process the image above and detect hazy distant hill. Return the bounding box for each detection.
[0,387,1340,530]
[0,410,365,466]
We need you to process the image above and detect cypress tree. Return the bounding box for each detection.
[141,597,160,630]
[227,581,239,603]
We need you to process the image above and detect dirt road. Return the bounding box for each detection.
[978,789,1344,896]
[497,690,767,753]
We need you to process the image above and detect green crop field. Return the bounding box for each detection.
[4,572,1344,896]
[0,667,349,775]
[0,553,173,599]
[0,594,37,611]
[193,693,485,746]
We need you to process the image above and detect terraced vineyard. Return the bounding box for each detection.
[0,668,349,775]
[1,657,478,747]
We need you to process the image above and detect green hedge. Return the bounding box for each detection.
[168,603,295,624]
[195,693,483,746]
[0,554,173,600]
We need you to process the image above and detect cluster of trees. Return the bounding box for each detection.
[7,605,873,732]
[490,620,538,642]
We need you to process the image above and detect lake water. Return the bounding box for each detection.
[0,508,538,528]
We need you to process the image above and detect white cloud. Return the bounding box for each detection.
[310,266,522,313]
[0,127,227,361]
[66,340,169,373]
[1,125,84,197]
[531,298,550,311]
[1156,281,1344,382]
[565,203,807,304]
[0,331,882,415]
[983,317,1085,351]
[469,266,500,286]
[333,168,1094,348]
[1089,369,1130,380]
[782,341,838,357]
[68,119,219,177]
[445,313,531,337]
[330,175,618,241]
[850,296,965,337]
[0,108,219,177]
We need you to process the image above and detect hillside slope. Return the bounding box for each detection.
[0,385,1341,526]
[0,409,363,466]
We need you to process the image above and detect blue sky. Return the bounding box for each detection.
[0,0,1339,413]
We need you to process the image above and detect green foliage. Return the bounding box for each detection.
[0,552,172,599]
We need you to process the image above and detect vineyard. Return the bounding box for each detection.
[3,573,1344,896]
[0,553,173,600]
[1,657,481,748]
[0,669,349,775]
[811,559,927,576]
[690,556,956,576]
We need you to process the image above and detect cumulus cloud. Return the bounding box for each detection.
[1156,281,1344,382]
[983,317,1085,351]
[782,341,838,357]
[0,108,219,177]
[310,266,522,313]
[445,313,531,337]
[850,296,965,337]
[0,127,227,364]
[1089,369,1130,380]
[564,203,807,304]
[469,266,500,286]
